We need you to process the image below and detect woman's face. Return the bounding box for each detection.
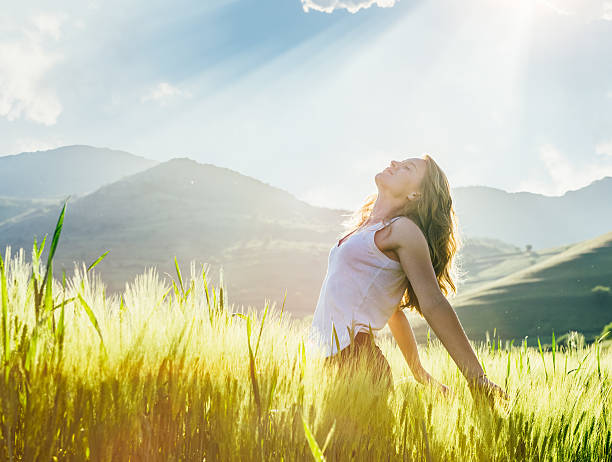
[375,156,428,200]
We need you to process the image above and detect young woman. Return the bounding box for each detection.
[308,155,506,400]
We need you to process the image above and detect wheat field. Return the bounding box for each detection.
[0,208,611,461]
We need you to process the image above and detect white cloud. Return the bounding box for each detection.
[517,144,612,195]
[31,12,67,40]
[140,82,192,106]
[301,0,399,14]
[539,0,612,21]
[538,0,572,16]
[0,13,65,125]
[604,1,612,19]
[596,140,612,156]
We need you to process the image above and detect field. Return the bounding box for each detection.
[1,230,612,461]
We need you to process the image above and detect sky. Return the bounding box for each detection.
[1,0,612,210]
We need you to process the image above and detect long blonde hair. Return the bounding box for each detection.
[340,154,461,315]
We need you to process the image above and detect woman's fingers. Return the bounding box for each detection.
[467,376,510,410]
[487,379,509,401]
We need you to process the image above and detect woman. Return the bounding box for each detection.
[308,155,506,400]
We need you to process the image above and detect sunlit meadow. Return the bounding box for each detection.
[1,206,611,461]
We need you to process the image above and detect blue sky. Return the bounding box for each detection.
[1,0,612,209]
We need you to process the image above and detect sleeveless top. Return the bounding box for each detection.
[307,216,409,357]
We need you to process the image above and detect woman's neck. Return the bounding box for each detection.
[367,197,403,225]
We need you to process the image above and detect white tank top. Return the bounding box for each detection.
[307,216,409,357]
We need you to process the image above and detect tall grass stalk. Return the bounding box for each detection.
[538,337,548,382]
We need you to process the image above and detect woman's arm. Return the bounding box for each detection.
[388,218,506,398]
[388,309,450,394]
[388,309,433,383]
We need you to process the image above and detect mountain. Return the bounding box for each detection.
[452,178,612,249]
[436,231,612,345]
[2,145,612,325]
[0,145,157,199]
[0,158,345,316]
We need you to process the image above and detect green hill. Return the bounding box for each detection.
[446,231,612,345]
[455,238,570,294]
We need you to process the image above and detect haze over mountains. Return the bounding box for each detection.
[453,180,612,249]
[1,145,611,336]
[0,145,157,198]
[2,146,610,249]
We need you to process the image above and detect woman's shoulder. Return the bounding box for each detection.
[388,216,427,247]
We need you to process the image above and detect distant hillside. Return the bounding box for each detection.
[0,197,62,226]
[455,237,570,294]
[431,231,612,345]
[0,158,345,316]
[452,178,612,249]
[0,145,157,199]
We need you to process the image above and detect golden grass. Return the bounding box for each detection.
[0,245,611,461]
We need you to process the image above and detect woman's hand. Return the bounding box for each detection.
[417,370,453,398]
[468,375,508,408]
[436,382,451,397]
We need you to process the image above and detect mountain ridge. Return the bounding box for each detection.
[0,145,158,199]
[2,146,611,323]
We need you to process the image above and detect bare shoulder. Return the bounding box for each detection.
[388,216,428,249]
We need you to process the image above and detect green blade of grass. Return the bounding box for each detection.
[596,331,609,379]
[321,420,336,454]
[77,293,107,355]
[44,262,53,312]
[331,323,340,356]
[42,200,67,290]
[202,266,212,325]
[552,331,556,373]
[172,280,180,301]
[538,337,548,382]
[56,271,66,360]
[32,235,46,267]
[52,297,76,312]
[279,288,287,321]
[245,315,261,412]
[43,260,55,333]
[367,323,375,342]
[87,251,109,273]
[254,300,270,358]
[302,415,325,462]
[174,257,184,296]
[219,267,224,310]
[0,253,9,364]
[505,339,514,392]
[300,339,306,367]
[25,328,38,372]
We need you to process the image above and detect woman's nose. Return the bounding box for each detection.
[390,160,398,167]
